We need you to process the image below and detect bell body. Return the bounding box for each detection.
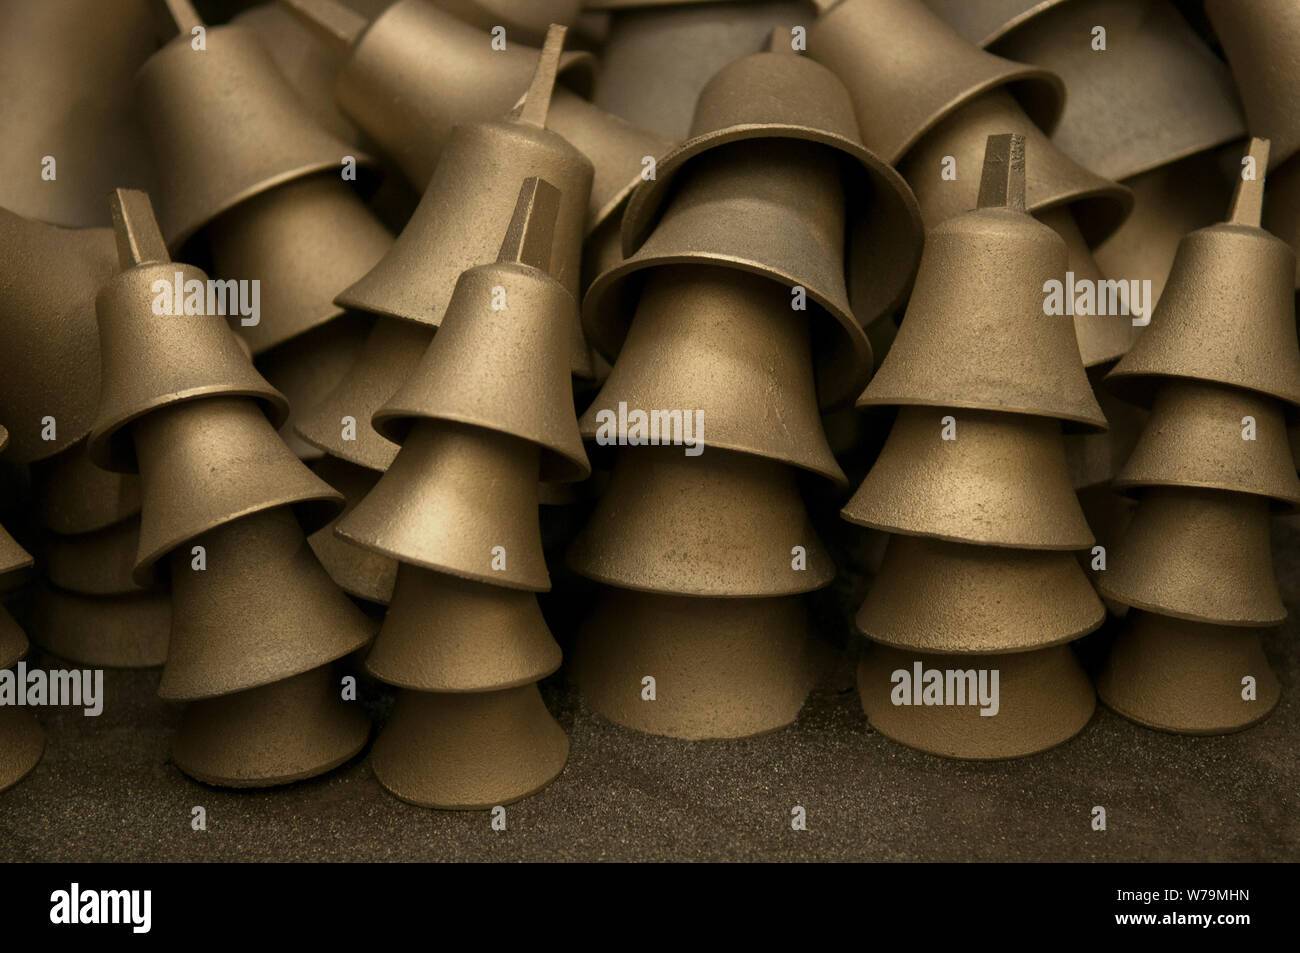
[30,584,170,669]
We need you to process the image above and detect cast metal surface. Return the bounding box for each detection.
[807,0,1063,164]
[0,705,44,795]
[578,265,845,484]
[30,584,170,669]
[173,664,370,788]
[1263,154,1300,288]
[159,506,375,701]
[995,0,1247,182]
[619,46,924,327]
[575,590,814,740]
[370,684,569,810]
[1097,612,1281,735]
[858,536,1104,654]
[841,406,1093,549]
[857,643,1096,759]
[859,137,1106,428]
[366,565,561,692]
[308,456,398,604]
[0,211,116,463]
[0,601,28,671]
[568,445,834,596]
[433,0,583,46]
[1064,373,1147,489]
[921,0,1068,46]
[31,439,142,535]
[44,519,153,596]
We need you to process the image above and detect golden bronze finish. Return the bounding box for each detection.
[584,139,873,410]
[860,138,1106,428]
[995,0,1247,182]
[574,590,814,740]
[900,88,1132,246]
[0,603,28,672]
[308,456,398,604]
[0,211,116,463]
[1206,0,1300,169]
[1263,154,1300,288]
[173,664,370,788]
[1107,140,1300,409]
[0,705,44,795]
[366,564,561,692]
[208,174,392,355]
[293,317,432,471]
[1098,487,1284,627]
[30,584,170,669]
[370,685,568,810]
[619,47,924,327]
[579,266,845,484]
[842,406,1093,549]
[44,519,153,596]
[335,421,549,591]
[0,0,156,228]
[921,0,1069,46]
[433,0,583,47]
[135,14,373,247]
[31,439,141,535]
[1098,612,1280,735]
[807,0,1063,164]
[568,446,834,596]
[857,643,1095,759]
[160,506,375,701]
[858,535,1104,654]
[132,397,343,584]
[1064,377,1147,490]
[1114,380,1300,509]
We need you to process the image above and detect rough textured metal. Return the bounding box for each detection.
[294,317,431,471]
[995,0,1247,183]
[585,139,872,410]
[1263,154,1300,289]
[308,456,398,604]
[132,397,343,584]
[433,0,582,46]
[1205,0,1300,170]
[1037,206,1136,368]
[0,705,44,795]
[858,643,1095,759]
[1099,487,1284,626]
[335,421,549,591]
[900,88,1131,246]
[370,684,569,809]
[173,664,370,788]
[842,407,1094,550]
[575,590,814,740]
[280,0,596,192]
[620,48,924,327]
[372,190,591,483]
[1114,380,1300,508]
[160,506,375,701]
[1064,374,1147,489]
[1077,484,1137,615]
[1098,612,1281,735]
[44,519,153,596]
[366,564,561,692]
[0,211,116,463]
[1092,146,1235,308]
[0,602,28,671]
[859,142,1106,428]
[858,536,1104,654]
[256,313,371,461]
[921,0,1068,46]
[208,175,392,355]
[0,0,157,228]
[135,21,372,247]
[1106,143,1300,409]
[30,584,170,669]
[31,439,141,535]
[568,446,834,596]
[579,265,845,484]
[807,0,1064,164]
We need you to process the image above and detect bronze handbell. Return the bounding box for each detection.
[0,425,42,793]
[335,178,587,809]
[86,190,373,787]
[845,135,1102,759]
[1097,139,1295,733]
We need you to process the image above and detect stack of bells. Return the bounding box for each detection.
[0,426,41,793]
[567,35,924,739]
[292,27,595,611]
[1097,138,1298,734]
[134,0,393,462]
[845,134,1105,759]
[86,189,374,788]
[330,176,587,808]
